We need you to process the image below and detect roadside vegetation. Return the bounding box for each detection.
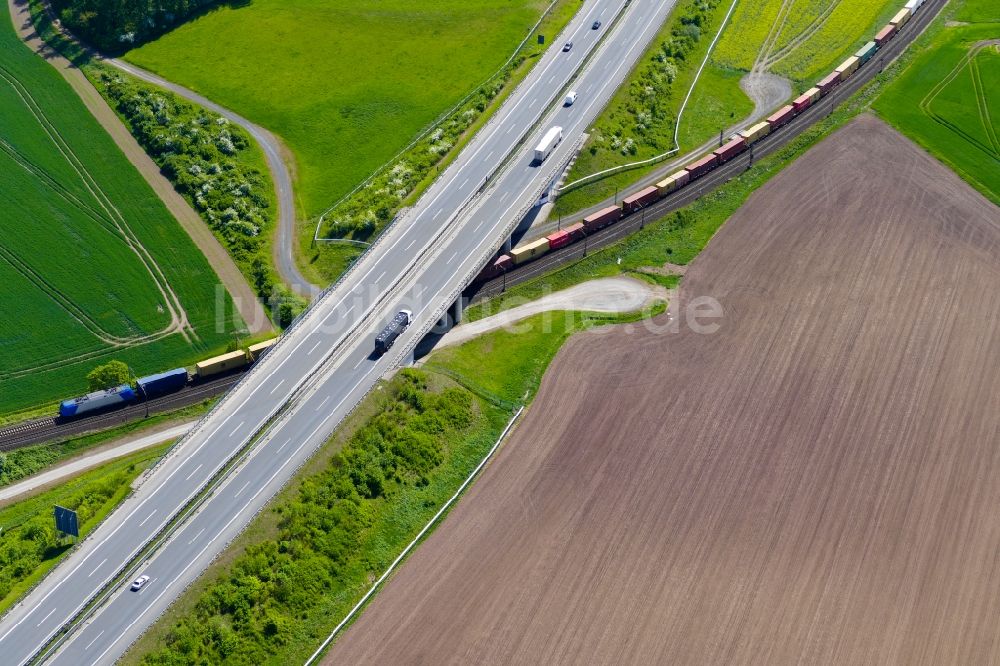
[874,0,999,203]
[556,0,902,214]
[0,444,171,616]
[0,1,242,417]
[49,0,214,52]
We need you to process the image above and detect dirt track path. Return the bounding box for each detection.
[4,0,272,335]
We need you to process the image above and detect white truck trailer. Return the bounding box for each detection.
[533,126,563,163]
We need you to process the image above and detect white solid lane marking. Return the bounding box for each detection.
[87,559,107,578]
[269,379,286,395]
[36,608,57,627]
[308,339,323,354]
[229,421,245,438]
[184,464,203,481]
[234,481,251,498]
[84,630,105,651]
[188,528,205,545]
[315,395,331,412]
[138,510,157,527]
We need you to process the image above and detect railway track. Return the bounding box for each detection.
[0,374,241,452]
[468,0,942,302]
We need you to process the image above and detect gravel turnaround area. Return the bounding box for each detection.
[324,115,1000,665]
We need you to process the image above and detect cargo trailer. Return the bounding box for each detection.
[510,238,551,265]
[817,71,841,95]
[713,137,747,163]
[621,186,660,214]
[855,41,877,65]
[564,222,586,241]
[196,350,249,379]
[875,24,897,46]
[836,56,860,80]
[533,126,563,163]
[685,154,719,180]
[136,368,188,399]
[890,7,911,26]
[59,384,137,419]
[546,229,571,250]
[248,338,278,362]
[374,310,413,355]
[656,170,691,196]
[792,87,821,112]
[904,0,924,11]
[739,121,771,144]
[766,104,796,129]
[582,205,622,232]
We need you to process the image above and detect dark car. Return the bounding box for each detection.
[592,19,602,29]
[563,41,573,52]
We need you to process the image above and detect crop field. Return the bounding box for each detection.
[124,0,563,222]
[875,0,999,203]
[0,3,242,415]
[713,0,899,81]
[323,116,1000,663]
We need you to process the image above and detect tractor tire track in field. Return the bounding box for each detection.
[918,40,1000,159]
[0,64,196,355]
[762,0,840,69]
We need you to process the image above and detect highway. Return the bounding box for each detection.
[0,1,675,663]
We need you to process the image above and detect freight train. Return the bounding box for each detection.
[475,2,921,284]
[57,338,278,420]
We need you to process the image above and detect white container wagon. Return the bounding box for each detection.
[533,126,563,163]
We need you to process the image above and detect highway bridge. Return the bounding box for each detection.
[0,0,676,662]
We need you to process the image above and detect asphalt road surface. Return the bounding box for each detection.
[0,1,676,663]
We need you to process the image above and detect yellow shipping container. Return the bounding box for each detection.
[836,56,860,80]
[196,350,249,378]
[804,87,821,103]
[739,121,771,144]
[890,7,911,26]
[510,238,551,265]
[247,338,278,361]
[655,171,687,195]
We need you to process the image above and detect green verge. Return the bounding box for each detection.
[0,0,242,418]
[0,443,171,616]
[873,0,999,203]
[0,399,214,489]
[480,0,959,322]
[299,0,582,286]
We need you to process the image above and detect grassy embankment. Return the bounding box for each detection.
[0,443,171,616]
[874,0,999,203]
[0,0,243,418]
[555,0,902,214]
[117,0,580,285]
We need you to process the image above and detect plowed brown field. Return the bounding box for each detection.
[324,115,1000,665]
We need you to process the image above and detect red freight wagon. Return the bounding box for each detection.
[685,153,719,180]
[583,205,622,232]
[621,185,660,214]
[713,137,747,163]
[875,24,896,46]
[792,92,814,112]
[475,254,512,282]
[564,222,586,241]
[767,104,796,129]
[546,229,571,250]
[817,71,841,95]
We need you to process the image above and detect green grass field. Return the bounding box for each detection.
[124,0,562,223]
[0,1,243,417]
[875,0,999,203]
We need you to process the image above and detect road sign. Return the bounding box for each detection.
[54,505,79,537]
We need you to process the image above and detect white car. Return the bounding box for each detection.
[565,91,578,106]
[130,575,150,591]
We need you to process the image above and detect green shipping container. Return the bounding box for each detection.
[855,41,877,64]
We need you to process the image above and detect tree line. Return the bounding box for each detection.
[50,0,222,52]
